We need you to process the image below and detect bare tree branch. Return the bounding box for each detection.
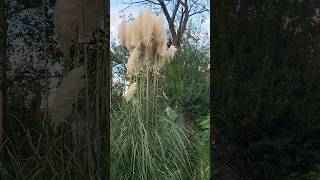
[157,0,172,23]
[157,0,178,44]
[185,31,200,41]
[120,3,135,13]
[189,9,209,17]
[122,0,148,5]
[177,0,189,43]
[171,0,181,21]
[177,7,184,33]
[145,0,161,5]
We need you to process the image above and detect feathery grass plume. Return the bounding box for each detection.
[126,21,139,51]
[54,0,100,50]
[54,0,80,47]
[123,82,138,101]
[157,44,167,58]
[137,10,156,47]
[119,10,175,74]
[157,45,178,70]
[166,45,178,59]
[127,48,142,77]
[153,16,168,55]
[50,66,85,127]
[119,20,127,47]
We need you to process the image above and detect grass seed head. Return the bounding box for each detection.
[127,48,142,77]
[119,20,127,47]
[123,82,138,101]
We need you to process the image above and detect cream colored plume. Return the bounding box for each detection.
[123,82,138,101]
[137,10,156,47]
[54,0,101,50]
[127,21,142,51]
[127,48,142,77]
[166,45,178,59]
[156,45,178,70]
[50,66,85,126]
[153,16,167,52]
[120,9,177,75]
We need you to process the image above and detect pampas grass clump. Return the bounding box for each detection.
[112,10,197,179]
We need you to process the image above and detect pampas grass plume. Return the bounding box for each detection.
[54,0,100,49]
[153,16,167,52]
[127,48,142,77]
[166,45,178,59]
[50,66,85,126]
[157,45,177,69]
[123,82,138,101]
[54,0,79,46]
[121,10,171,74]
[127,21,141,51]
[137,10,155,47]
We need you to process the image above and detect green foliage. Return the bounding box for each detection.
[287,167,320,180]
[162,43,210,179]
[214,0,320,179]
[165,106,177,122]
[196,115,210,131]
[195,115,210,180]
[164,44,210,121]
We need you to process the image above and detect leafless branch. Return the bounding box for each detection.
[189,9,209,17]
[121,0,160,12]
[189,0,197,11]
[185,31,199,41]
[145,0,161,5]
[171,0,181,21]
[177,7,184,33]
[157,0,173,23]
[120,3,135,13]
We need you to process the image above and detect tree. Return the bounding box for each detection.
[164,42,210,126]
[213,0,320,179]
[122,0,209,48]
[0,0,8,144]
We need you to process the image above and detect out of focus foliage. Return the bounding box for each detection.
[213,0,320,179]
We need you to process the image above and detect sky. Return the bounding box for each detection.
[110,0,210,44]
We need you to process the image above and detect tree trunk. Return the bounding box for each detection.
[0,0,8,144]
[0,92,3,143]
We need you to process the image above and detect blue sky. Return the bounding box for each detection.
[110,0,210,43]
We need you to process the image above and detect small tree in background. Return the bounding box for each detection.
[164,42,209,130]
